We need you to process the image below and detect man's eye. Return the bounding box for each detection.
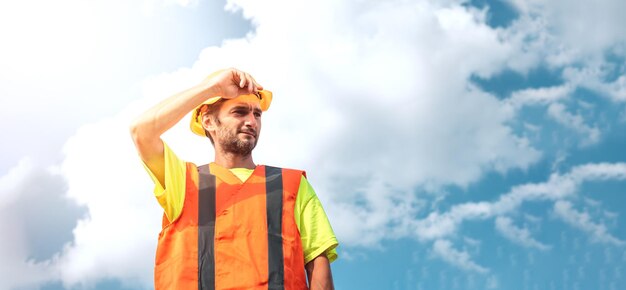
[254,112,261,118]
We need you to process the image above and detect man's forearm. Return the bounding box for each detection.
[305,255,335,290]
[130,81,218,143]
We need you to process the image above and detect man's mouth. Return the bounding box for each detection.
[239,130,256,137]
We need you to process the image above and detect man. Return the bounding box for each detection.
[130,68,338,290]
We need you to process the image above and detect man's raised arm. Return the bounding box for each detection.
[129,68,263,185]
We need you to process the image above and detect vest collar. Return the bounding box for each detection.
[208,162,264,185]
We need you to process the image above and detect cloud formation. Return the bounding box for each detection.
[547,103,601,146]
[55,111,163,288]
[414,162,626,272]
[554,200,625,246]
[1,0,626,288]
[432,239,489,273]
[0,158,84,289]
[495,216,551,251]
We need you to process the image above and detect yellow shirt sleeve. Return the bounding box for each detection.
[294,176,339,264]
[141,142,187,222]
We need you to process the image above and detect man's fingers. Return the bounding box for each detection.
[246,73,254,93]
[225,68,262,95]
[249,75,263,92]
[240,72,255,93]
[237,71,246,88]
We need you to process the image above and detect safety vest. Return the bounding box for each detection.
[154,163,308,290]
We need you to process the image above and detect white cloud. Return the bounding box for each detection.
[0,158,33,208]
[568,162,626,181]
[0,158,80,290]
[500,83,610,150]
[603,210,619,220]
[502,83,608,149]
[495,216,551,250]
[563,66,626,102]
[0,162,52,290]
[505,0,626,69]
[499,0,626,140]
[553,201,625,246]
[0,105,169,290]
[409,162,626,270]
[506,85,572,109]
[525,1,626,56]
[523,213,541,224]
[56,109,163,287]
[547,103,601,146]
[432,239,489,273]
[464,236,481,247]
[583,197,601,208]
[413,162,626,242]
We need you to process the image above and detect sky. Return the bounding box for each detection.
[1,0,625,289]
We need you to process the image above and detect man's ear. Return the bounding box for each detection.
[202,114,218,133]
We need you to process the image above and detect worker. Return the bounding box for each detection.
[130,68,338,290]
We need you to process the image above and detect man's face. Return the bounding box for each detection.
[212,99,262,156]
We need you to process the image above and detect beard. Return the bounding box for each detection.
[216,125,258,156]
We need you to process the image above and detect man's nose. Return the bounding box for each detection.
[244,112,257,127]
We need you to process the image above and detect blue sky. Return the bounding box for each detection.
[1,0,625,289]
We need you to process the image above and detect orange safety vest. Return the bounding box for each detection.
[154,163,308,290]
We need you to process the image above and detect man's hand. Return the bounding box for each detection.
[204,68,264,100]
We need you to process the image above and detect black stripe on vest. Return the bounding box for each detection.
[198,165,216,290]
[265,166,285,290]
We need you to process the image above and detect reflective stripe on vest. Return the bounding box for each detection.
[198,165,216,290]
[154,163,307,290]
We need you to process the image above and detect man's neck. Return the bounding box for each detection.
[213,150,256,169]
